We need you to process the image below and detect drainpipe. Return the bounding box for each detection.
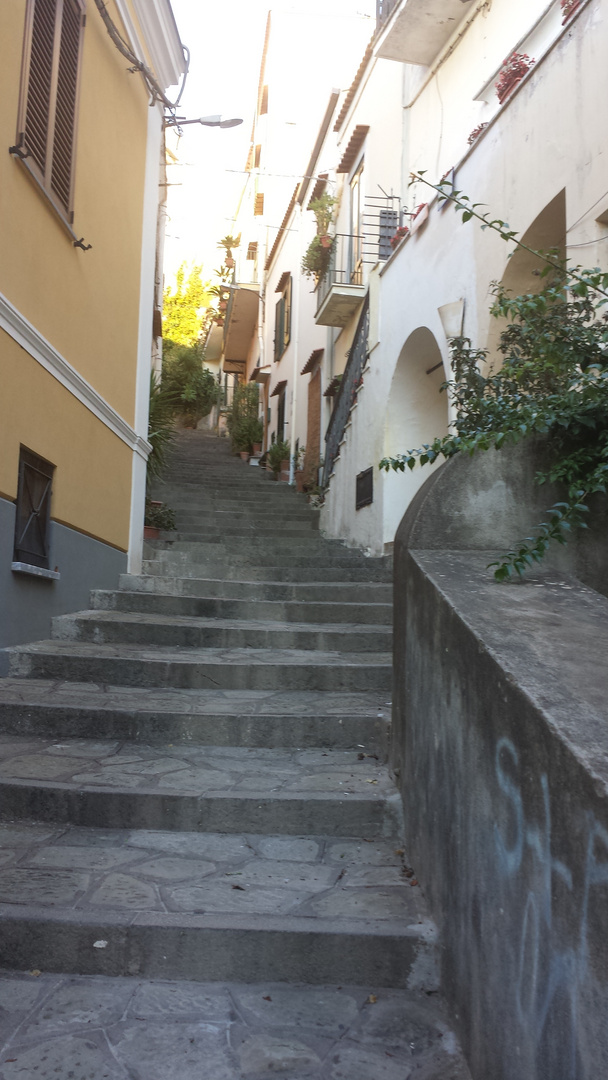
[288,201,303,484]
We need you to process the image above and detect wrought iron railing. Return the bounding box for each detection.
[315,196,401,315]
[323,296,370,487]
[376,0,400,30]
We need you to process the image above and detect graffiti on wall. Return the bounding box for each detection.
[494,737,608,1078]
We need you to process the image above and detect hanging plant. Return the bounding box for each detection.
[302,234,334,282]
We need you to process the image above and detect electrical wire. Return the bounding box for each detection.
[92,0,189,117]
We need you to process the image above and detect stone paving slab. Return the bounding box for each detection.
[0,822,422,922]
[0,738,400,835]
[0,971,472,1079]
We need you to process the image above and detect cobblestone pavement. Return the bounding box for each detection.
[0,971,472,1079]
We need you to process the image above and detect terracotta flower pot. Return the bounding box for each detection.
[239,451,249,461]
[319,234,332,249]
[225,257,235,268]
[252,443,262,454]
[295,470,306,493]
[143,525,160,540]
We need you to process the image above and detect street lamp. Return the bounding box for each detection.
[166,114,243,129]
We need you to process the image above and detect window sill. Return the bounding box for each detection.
[11,562,60,581]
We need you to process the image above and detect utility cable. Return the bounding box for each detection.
[92,0,189,117]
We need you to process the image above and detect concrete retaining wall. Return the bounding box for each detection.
[393,441,608,1080]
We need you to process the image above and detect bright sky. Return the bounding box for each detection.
[163,0,376,286]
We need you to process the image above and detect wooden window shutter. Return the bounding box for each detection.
[284,276,292,348]
[254,144,261,168]
[51,0,83,212]
[254,192,265,216]
[246,242,258,260]
[260,85,268,115]
[18,0,85,220]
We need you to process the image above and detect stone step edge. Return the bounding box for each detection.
[0,907,437,988]
[53,612,392,634]
[0,780,402,836]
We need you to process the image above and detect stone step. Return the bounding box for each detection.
[122,574,395,600]
[147,536,345,554]
[0,738,399,836]
[140,565,393,583]
[51,611,393,653]
[0,680,390,749]
[0,819,435,988]
[174,510,317,526]
[0,969,472,1079]
[169,527,320,542]
[92,589,393,625]
[8,642,393,691]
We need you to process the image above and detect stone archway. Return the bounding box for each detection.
[486,189,566,365]
[382,327,449,545]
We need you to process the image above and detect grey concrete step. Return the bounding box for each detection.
[169,527,320,541]
[0,970,472,1079]
[0,738,399,836]
[0,821,436,988]
[140,555,392,578]
[0,680,390,749]
[92,589,393,625]
[51,611,393,653]
[133,571,393,597]
[8,641,393,691]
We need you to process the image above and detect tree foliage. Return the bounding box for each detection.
[161,342,219,428]
[380,258,608,580]
[162,263,210,346]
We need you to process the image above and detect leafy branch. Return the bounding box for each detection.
[380,252,608,579]
[409,171,608,302]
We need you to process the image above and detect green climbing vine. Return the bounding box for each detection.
[380,176,608,580]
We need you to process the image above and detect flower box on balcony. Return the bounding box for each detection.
[495,52,534,104]
[561,0,582,20]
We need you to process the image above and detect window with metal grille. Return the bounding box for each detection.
[356,467,373,510]
[379,209,399,260]
[13,448,55,569]
[273,275,292,361]
[14,0,85,223]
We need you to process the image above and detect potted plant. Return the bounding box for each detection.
[160,342,219,428]
[217,234,240,269]
[302,235,334,283]
[144,498,176,539]
[467,123,488,146]
[267,440,291,479]
[495,53,535,104]
[251,418,264,454]
[294,446,306,492]
[390,225,409,249]
[309,193,336,236]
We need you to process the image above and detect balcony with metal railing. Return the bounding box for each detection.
[315,195,401,327]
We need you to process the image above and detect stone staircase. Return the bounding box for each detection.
[0,430,471,1077]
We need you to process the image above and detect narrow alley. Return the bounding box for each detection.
[0,432,471,1078]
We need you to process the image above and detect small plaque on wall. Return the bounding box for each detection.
[356,467,373,510]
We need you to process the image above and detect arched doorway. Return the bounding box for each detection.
[382,327,449,545]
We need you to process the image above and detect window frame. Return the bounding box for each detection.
[14,0,86,228]
[273,275,292,362]
[13,447,55,571]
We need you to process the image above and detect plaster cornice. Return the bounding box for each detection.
[113,0,185,91]
[0,292,151,460]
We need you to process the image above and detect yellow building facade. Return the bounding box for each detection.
[0,0,185,651]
